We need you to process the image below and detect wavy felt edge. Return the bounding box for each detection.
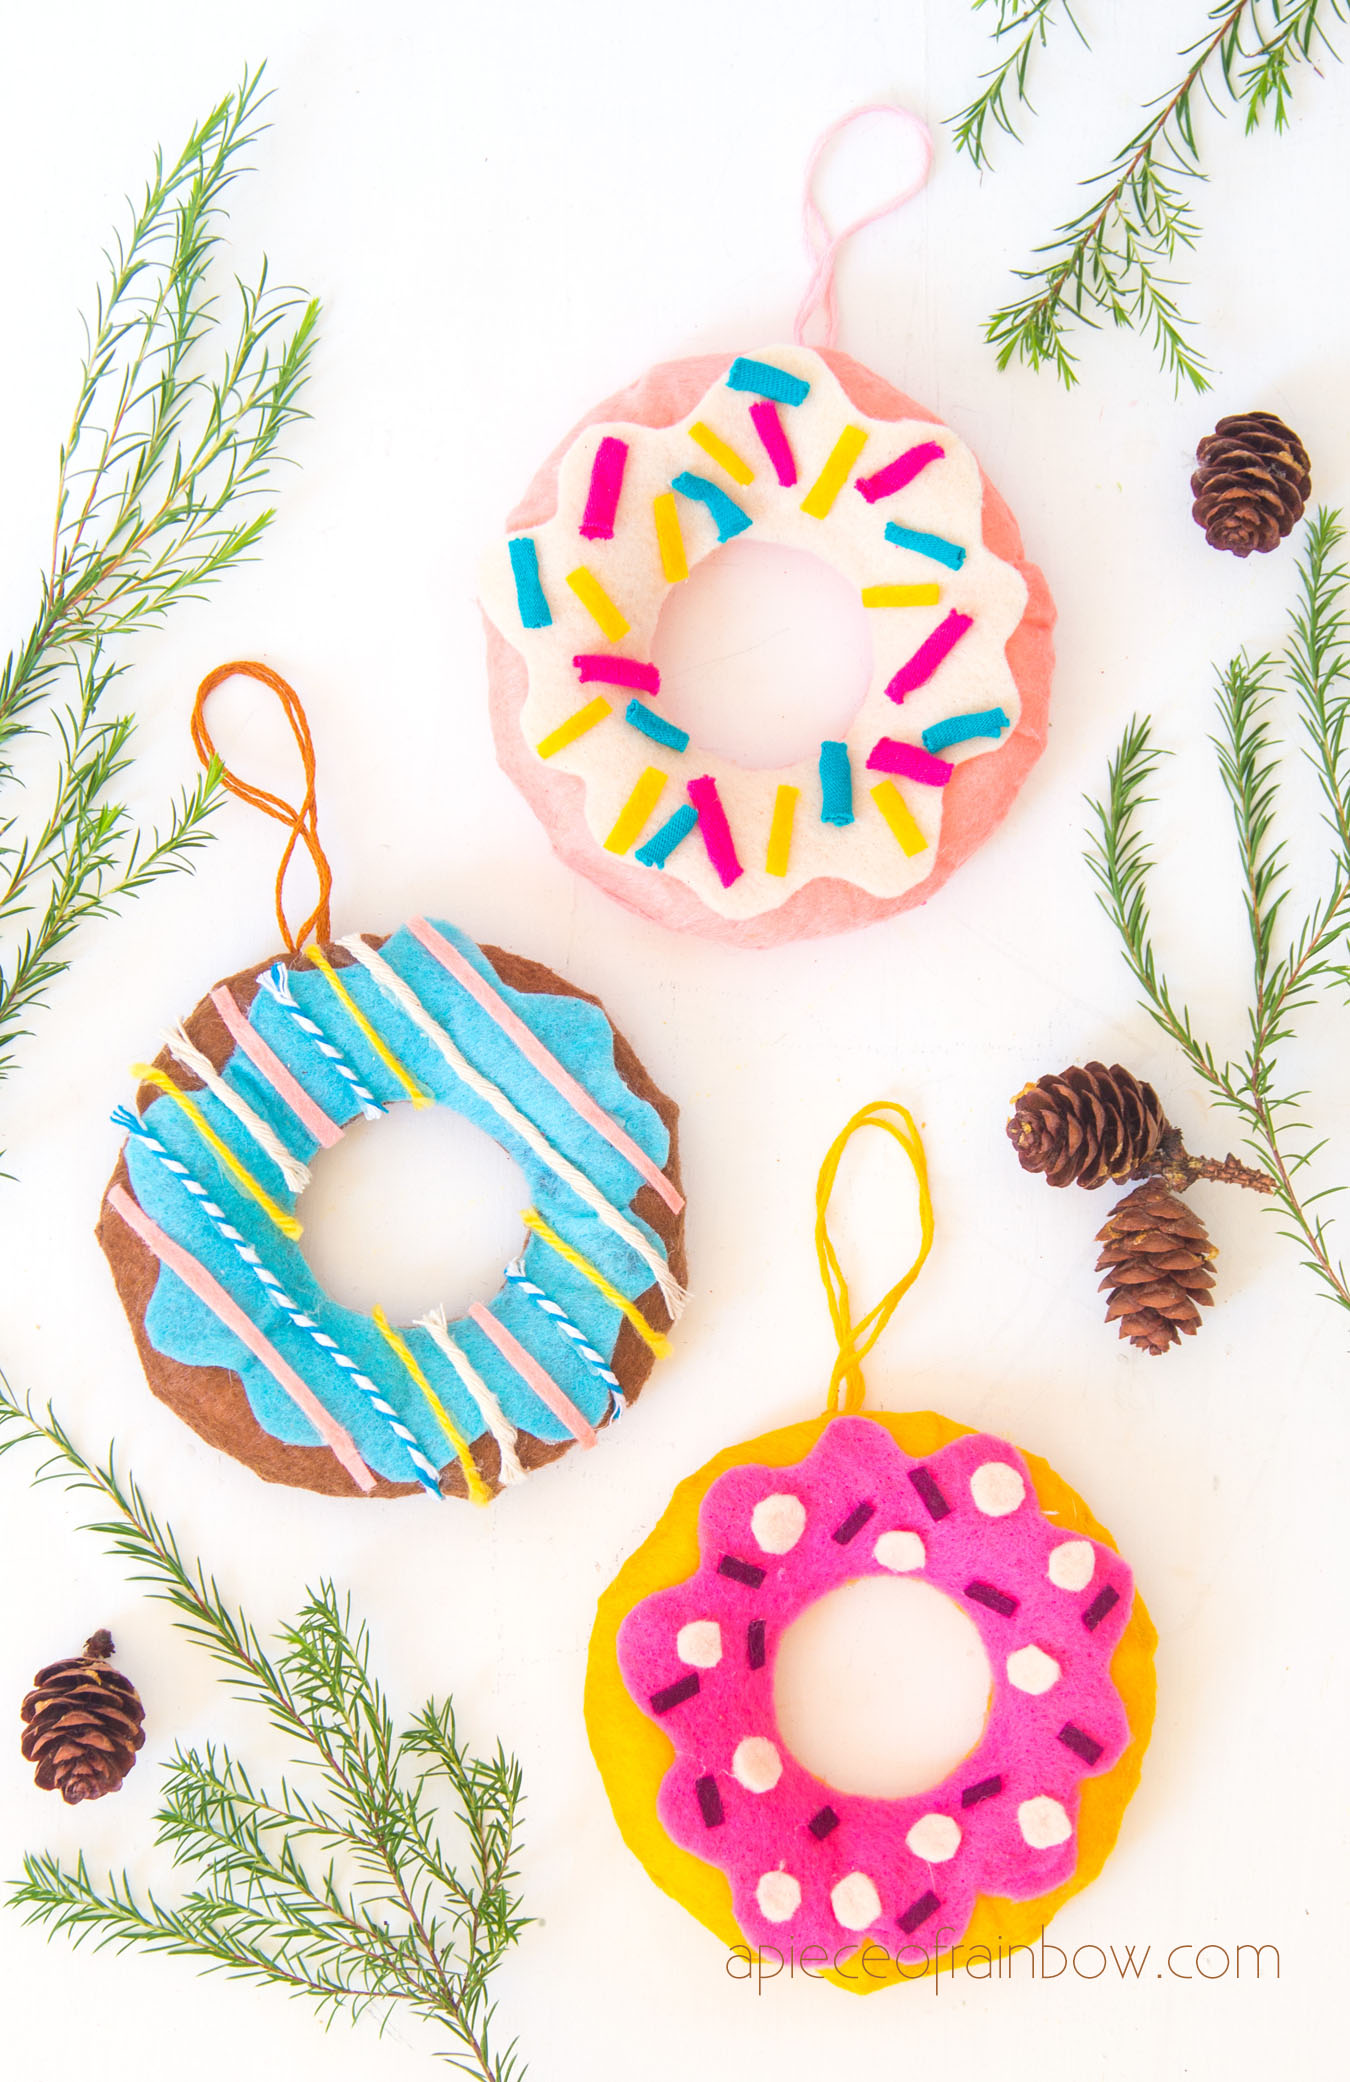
[585,1410,1156,1994]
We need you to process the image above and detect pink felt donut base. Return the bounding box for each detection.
[484,349,1056,949]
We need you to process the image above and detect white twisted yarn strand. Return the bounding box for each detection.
[417,1305,527,1485]
[259,965,385,1122]
[113,1108,443,1494]
[337,933,686,1322]
[161,1023,311,1193]
[505,1258,624,1418]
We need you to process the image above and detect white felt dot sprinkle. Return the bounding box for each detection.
[873,1529,925,1573]
[1018,1795,1073,1850]
[970,1461,1026,1517]
[1007,1645,1061,1695]
[831,1872,882,1932]
[751,1493,806,1554]
[732,1737,782,1793]
[905,1813,961,1863]
[1048,1539,1096,1592]
[756,1871,802,1923]
[676,1621,722,1669]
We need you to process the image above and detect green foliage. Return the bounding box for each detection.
[0,1384,530,2079]
[0,65,318,1116]
[951,2,1086,169]
[1086,509,1350,1313]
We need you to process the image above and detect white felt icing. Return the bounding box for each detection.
[1007,1644,1061,1695]
[831,1871,883,1931]
[480,345,1030,921]
[676,1620,723,1668]
[1018,1795,1073,1850]
[905,1812,962,1863]
[1048,1539,1096,1592]
[872,1528,926,1572]
[732,1736,783,1793]
[751,1492,807,1554]
[756,1871,802,1923]
[969,1460,1026,1517]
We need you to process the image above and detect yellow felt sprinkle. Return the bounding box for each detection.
[131,1064,303,1240]
[521,1206,672,1358]
[688,421,754,486]
[801,424,868,519]
[566,565,630,640]
[604,766,667,854]
[371,1304,490,1506]
[765,784,799,878]
[653,493,688,583]
[861,583,942,608]
[304,944,432,1110]
[871,778,928,858]
[536,696,612,759]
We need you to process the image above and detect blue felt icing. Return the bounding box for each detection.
[136,920,676,1481]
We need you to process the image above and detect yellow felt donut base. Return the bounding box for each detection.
[586,1408,1157,1995]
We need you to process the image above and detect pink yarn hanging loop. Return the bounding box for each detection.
[793,103,934,350]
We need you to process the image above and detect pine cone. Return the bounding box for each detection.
[1007,1062,1167,1190]
[20,1629,145,1803]
[1191,411,1311,557]
[1095,1183,1217,1355]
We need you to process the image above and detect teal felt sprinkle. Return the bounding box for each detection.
[818,740,854,826]
[921,707,1010,754]
[625,699,690,754]
[884,522,966,571]
[508,535,551,627]
[635,802,699,868]
[726,356,810,408]
[671,471,753,543]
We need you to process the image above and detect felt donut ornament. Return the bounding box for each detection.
[96,665,685,1502]
[587,1106,1155,1989]
[480,112,1054,948]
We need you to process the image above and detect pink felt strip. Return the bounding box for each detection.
[867,737,955,787]
[686,776,743,887]
[210,986,342,1148]
[748,399,798,487]
[855,440,945,503]
[406,917,684,1213]
[884,609,974,703]
[579,435,629,541]
[467,1302,597,1446]
[573,653,661,696]
[106,1184,376,1492]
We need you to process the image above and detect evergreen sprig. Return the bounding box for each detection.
[1086,508,1350,1314]
[0,65,318,1116]
[0,1383,529,2079]
[951,1,1087,170]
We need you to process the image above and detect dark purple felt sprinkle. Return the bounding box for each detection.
[833,1501,877,1545]
[719,1554,767,1589]
[1083,1584,1120,1631]
[808,1805,841,1839]
[898,1889,941,1936]
[964,1579,1019,1618]
[696,1774,725,1827]
[650,1672,700,1714]
[908,1466,950,1520]
[747,1619,766,1670]
[1058,1723,1104,1765]
[961,1774,1003,1808]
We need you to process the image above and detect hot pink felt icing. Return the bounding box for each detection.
[616,1416,1133,1958]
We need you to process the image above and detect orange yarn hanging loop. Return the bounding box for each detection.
[191,660,334,954]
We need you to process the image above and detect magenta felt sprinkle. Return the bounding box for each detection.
[687,776,743,887]
[573,653,661,696]
[855,440,945,503]
[867,737,955,788]
[885,610,974,703]
[580,436,629,541]
[748,399,798,486]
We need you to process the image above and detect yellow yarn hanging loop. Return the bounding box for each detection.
[816,1100,934,1417]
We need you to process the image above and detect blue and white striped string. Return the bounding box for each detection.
[112,1107,443,1494]
[258,964,385,1123]
[505,1257,625,1420]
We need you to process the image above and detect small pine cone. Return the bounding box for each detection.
[1095,1182,1217,1356]
[1007,1062,1167,1190]
[20,1629,145,1804]
[1191,411,1311,556]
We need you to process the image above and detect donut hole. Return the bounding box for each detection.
[296,1103,525,1325]
[651,540,873,770]
[773,1576,992,1800]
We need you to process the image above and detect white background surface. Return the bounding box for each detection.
[1,3,1346,2076]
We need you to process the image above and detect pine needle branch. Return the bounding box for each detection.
[951,1,1089,169]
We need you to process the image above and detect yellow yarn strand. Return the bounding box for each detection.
[370,1304,491,1506]
[131,1065,303,1241]
[816,1100,934,1417]
[520,1206,672,1359]
[304,944,432,1109]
